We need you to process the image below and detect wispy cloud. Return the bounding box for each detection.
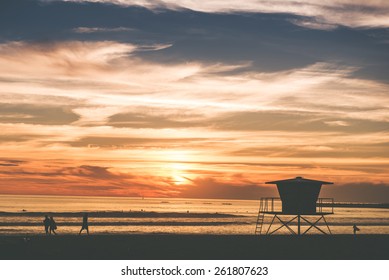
[2,40,388,127]
[73,26,135,33]
[288,18,338,30]
[47,0,389,28]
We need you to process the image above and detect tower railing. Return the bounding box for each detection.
[316,198,334,214]
[259,197,282,213]
[258,197,334,214]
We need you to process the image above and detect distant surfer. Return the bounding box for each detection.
[79,213,89,235]
[353,224,360,235]
[43,215,51,235]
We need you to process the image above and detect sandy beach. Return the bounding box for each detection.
[0,234,388,260]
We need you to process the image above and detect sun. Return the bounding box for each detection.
[171,163,189,185]
[173,174,187,185]
[157,150,194,185]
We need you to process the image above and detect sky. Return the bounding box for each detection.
[0,0,388,202]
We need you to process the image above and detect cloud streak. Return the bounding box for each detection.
[47,0,389,28]
[73,27,135,33]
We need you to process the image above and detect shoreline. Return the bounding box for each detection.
[1,234,388,260]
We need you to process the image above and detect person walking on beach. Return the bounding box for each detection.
[353,224,360,235]
[43,215,51,235]
[79,213,89,235]
[49,216,57,235]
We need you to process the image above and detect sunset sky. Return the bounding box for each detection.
[0,0,388,202]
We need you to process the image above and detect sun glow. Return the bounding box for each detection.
[170,163,189,185]
[173,174,188,185]
[158,151,193,185]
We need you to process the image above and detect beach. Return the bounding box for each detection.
[1,195,388,260]
[1,234,388,260]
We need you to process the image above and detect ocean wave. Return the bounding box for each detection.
[0,211,244,218]
[0,221,250,227]
[0,211,246,219]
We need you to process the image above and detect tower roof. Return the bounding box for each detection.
[265,176,333,185]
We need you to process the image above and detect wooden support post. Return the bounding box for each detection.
[298,215,301,235]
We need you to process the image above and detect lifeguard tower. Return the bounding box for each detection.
[255,177,334,235]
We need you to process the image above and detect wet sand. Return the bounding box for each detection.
[0,234,388,260]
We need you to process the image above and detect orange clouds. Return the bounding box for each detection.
[0,40,388,200]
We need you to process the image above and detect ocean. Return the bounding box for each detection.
[0,194,388,235]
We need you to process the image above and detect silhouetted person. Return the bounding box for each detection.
[79,213,89,235]
[353,224,360,235]
[49,216,57,235]
[43,215,50,235]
